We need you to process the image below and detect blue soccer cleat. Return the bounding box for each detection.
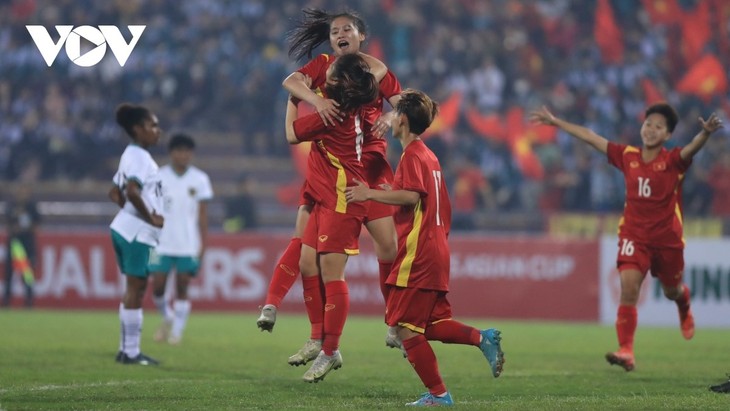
[406,392,454,407]
[479,328,505,378]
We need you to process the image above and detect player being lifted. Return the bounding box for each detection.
[530,103,723,372]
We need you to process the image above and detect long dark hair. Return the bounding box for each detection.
[287,8,368,61]
[324,54,379,113]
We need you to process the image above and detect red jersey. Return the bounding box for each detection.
[387,140,452,291]
[607,142,691,248]
[294,111,368,217]
[297,54,402,156]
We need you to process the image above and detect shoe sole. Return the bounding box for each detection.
[288,355,317,366]
[256,319,275,332]
[605,352,635,371]
[483,330,505,378]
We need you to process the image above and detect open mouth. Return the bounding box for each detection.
[338,40,350,49]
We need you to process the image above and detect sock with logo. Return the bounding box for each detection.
[322,280,349,356]
[265,238,302,307]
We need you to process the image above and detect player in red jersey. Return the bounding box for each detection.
[284,53,379,383]
[530,104,723,372]
[257,8,404,358]
[347,89,506,406]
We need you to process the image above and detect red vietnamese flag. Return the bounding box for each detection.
[642,0,681,25]
[420,91,462,139]
[681,1,711,65]
[594,0,624,64]
[641,77,664,106]
[466,108,507,141]
[677,54,728,102]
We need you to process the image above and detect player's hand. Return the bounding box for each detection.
[372,112,395,138]
[345,178,370,203]
[700,113,723,134]
[529,106,558,126]
[314,98,342,127]
[149,212,164,228]
[378,183,392,191]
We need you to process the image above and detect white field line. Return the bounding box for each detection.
[0,378,182,394]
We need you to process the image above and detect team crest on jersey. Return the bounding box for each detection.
[319,235,328,243]
[189,187,196,197]
[653,161,666,171]
[630,161,640,168]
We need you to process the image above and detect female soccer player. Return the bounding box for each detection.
[108,103,164,365]
[258,8,403,361]
[346,89,505,406]
[530,104,723,372]
[149,134,213,345]
[284,53,379,382]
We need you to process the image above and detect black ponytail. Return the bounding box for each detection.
[115,103,151,138]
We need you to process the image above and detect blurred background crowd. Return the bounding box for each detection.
[1,0,729,231]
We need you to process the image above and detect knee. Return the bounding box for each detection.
[662,286,682,300]
[299,256,317,278]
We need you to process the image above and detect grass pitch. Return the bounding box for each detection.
[0,309,728,410]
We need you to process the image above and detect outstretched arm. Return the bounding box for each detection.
[345,179,420,206]
[680,113,723,161]
[530,106,609,154]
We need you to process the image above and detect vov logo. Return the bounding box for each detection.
[26,25,145,67]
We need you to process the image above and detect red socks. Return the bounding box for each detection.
[425,320,481,346]
[377,260,393,302]
[264,238,302,307]
[322,280,349,355]
[616,304,637,352]
[403,335,446,396]
[302,275,324,340]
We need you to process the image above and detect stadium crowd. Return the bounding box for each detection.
[1,0,729,221]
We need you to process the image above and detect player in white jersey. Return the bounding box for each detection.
[148,134,213,345]
[108,103,164,366]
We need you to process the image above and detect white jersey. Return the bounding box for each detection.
[155,164,213,256]
[109,144,163,246]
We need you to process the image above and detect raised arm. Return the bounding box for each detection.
[530,106,609,154]
[680,113,723,161]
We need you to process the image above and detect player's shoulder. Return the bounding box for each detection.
[188,165,211,179]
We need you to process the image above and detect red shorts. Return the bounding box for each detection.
[302,205,364,255]
[298,180,316,208]
[616,237,685,287]
[385,286,452,334]
[362,153,395,223]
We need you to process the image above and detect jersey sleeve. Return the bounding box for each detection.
[668,147,692,172]
[293,112,326,141]
[198,171,214,201]
[395,153,428,196]
[379,70,402,101]
[297,54,330,91]
[606,142,626,171]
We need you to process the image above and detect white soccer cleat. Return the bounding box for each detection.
[302,350,342,383]
[154,320,172,343]
[288,339,322,366]
[385,326,407,358]
[256,304,277,332]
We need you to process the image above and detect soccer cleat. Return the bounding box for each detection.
[679,308,695,340]
[479,328,505,378]
[406,391,454,407]
[288,339,322,366]
[256,304,277,332]
[302,350,343,383]
[115,351,123,362]
[118,352,160,366]
[385,326,407,358]
[605,350,635,372]
[710,375,730,393]
[154,320,172,343]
